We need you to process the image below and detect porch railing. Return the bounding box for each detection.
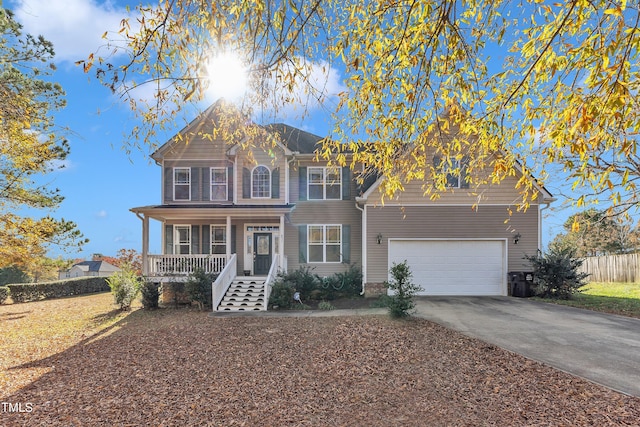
[212,253,237,310]
[263,254,280,311]
[147,254,228,276]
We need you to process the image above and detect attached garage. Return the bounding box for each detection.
[388,239,507,296]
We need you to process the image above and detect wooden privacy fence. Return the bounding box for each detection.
[579,253,640,283]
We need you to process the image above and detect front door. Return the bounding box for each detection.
[253,233,272,275]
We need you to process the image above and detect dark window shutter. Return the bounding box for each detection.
[191,167,200,201]
[191,225,200,254]
[298,225,307,263]
[299,166,307,201]
[460,155,470,189]
[342,225,351,264]
[342,167,351,200]
[202,225,210,254]
[242,167,251,199]
[231,225,237,253]
[271,168,280,199]
[202,168,210,201]
[433,155,443,188]
[165,224,173,254]
[164,168,172,203]
[227,166,234,202]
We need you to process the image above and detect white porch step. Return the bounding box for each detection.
[216,277,267,312]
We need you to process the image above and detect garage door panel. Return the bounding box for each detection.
[388,240,506,296]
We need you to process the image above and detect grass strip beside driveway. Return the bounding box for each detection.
[535,282,640,319]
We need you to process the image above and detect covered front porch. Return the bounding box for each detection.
[131,204,293,280]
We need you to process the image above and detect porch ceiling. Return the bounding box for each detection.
[130,204,295,221]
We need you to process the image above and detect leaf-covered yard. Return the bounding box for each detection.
[2,293,640,426]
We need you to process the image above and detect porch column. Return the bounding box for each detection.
[226,215,232,260]
[137,213,149,276]
[279,214,285,270]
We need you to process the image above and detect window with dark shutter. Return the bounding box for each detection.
[252,165,271,198]
[174,168,190,200]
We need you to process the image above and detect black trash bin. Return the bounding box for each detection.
[508,271,535,297]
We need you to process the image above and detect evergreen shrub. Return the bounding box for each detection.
[525,247,589,300]
[385,261,422,318]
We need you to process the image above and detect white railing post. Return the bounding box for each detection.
[211,253,237,311]
[147,254,228,277]
[263,254,279,311]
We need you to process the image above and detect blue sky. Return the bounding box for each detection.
[8,0,574,260]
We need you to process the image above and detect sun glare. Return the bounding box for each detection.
[205,52,248,100]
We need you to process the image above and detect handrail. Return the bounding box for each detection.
[263,254,279,311]
[147,254,227,276]
[211,253,237,311]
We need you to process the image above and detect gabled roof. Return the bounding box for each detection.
[262,123,324,154]
[151,99,231,163]
[72,260,121,273]
[150,100,326,162]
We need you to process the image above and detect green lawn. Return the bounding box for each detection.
[538,282,640,319]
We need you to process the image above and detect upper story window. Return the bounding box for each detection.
[252,165,271,198]
[210,167,228,201]
[174,167,191,201]
[308,167,341,200]
[444,159,461,188]
[434,155,469,189]
[174,225,191,254]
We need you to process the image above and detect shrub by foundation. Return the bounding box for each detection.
[141,280,160,309]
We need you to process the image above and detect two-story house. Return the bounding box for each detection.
[131,101,554,311]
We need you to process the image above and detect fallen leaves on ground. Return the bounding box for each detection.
[1,293,639,426]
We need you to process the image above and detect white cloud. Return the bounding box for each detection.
[95,209,108,218]
[221,57,347,123]
[13,0,131,63]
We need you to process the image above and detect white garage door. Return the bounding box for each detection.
[388,239,506,296]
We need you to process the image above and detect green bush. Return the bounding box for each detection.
[319,265,363,300]
[7,277,110,303]
[167,280,186,308]
[385,261,423,318]
[0,286,9,304]
[525,247,589,300]
[140,280,160,310]
[107,268,141,311]
[185,269,217,310]
[268,281,295,309]
[283,266,321,301]
[272,265,363,304]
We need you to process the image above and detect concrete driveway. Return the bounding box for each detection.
[413,296,640,397]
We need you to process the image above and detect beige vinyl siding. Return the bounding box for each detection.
[161,137,229,160]
[365,205,538,283]
[367,174,530,206]
[285,200,362,277]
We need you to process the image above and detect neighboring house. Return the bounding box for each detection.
[59,260,122,279]
[131,100,554,310]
